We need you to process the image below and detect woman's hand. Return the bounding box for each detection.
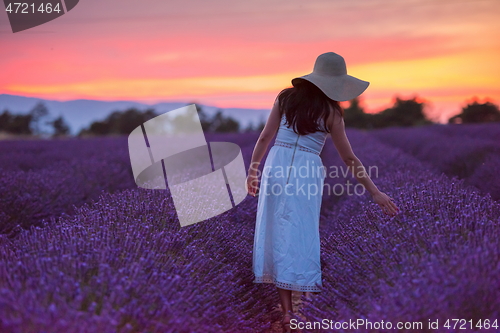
[245,172,260,197]
[372,191,399,216]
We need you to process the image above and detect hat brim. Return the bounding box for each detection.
[291,74,369,102]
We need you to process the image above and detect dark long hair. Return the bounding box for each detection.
[277,79,343,135]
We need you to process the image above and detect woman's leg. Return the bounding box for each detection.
[277,287,293,314]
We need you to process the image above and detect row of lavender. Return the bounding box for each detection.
[370,122,500,201]
[0,137,136,234]
[1,125,499,331]
[1,133,277,332]
[299,129,500,331]
[0,190,279,332]
[0,129,342,332]
[0,133,260,235]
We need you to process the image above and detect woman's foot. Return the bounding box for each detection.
[281,311,293,333]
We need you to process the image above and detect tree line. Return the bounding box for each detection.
[344,97,500,129]
[77,104,246,136]
[1,98,499,138]
[0,101,70,137]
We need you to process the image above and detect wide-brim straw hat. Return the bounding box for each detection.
[291,52,369,102]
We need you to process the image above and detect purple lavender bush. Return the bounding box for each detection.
[371,124,500,200]
[425,122,500,143]
[0,136,139,234]
[298,129,500,332]
[0,188,277,332]
[0,133,259,235]
[0,127,499,332]
[0,137,131,172]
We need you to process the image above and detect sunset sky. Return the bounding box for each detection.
[1,0,499,122]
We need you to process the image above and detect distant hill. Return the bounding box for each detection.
[0,94,270,135]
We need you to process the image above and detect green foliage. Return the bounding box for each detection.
[194,104,240,133]
[78,108,157,136]
[344,96,433,129]
[0,103,71,138]
[29,101,50,135]
[449,100,500,124]
[193,103,212,132]
[80,104,240,136]
[372,97,432,128]
[210,110,240,133]
[344,97,371,129]
[48,116,71,137]
[242,116,265,133]
[0,109,33,135]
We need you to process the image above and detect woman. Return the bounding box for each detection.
[246,52,399,333]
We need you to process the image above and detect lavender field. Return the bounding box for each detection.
[1,123,499,333]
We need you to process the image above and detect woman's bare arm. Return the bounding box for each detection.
[327,109,399,216]
[328,111,379,196]
[246,98,282,196]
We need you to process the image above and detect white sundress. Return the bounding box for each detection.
[252,113,328,292]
